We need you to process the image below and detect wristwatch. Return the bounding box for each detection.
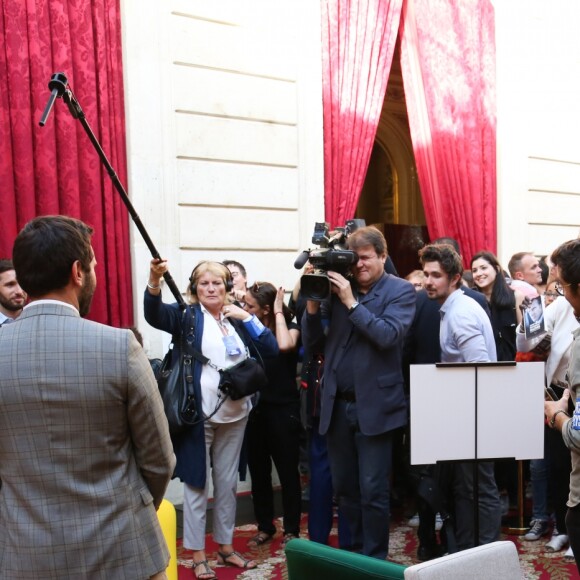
[349,301,360,313]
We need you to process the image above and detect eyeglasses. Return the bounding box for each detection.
[543,291,558,298]
[555,281,573,296]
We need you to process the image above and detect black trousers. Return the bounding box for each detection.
[547,426,572,533]
[247,402,303,536]
[566,503,580,575]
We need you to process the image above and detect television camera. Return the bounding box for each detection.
[294,219,365,301]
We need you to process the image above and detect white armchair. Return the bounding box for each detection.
[404,541,522,580]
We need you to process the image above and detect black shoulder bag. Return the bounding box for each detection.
[155,306,198,435]
[215,353,268,401]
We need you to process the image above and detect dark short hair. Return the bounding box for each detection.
[12,215,94,297]
[0,259,14,276]
[346,226,387,256]
[551,239,580,294]
[538,256,549,285]
[222,260,247,279]
[432,237,461,255]
[507,251,533,278]
[419,243,463,283]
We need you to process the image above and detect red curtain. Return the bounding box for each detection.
[400,0,497,264]
[0,0,133,327]
[320,0,403,229]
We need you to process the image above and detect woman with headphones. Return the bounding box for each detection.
[145,259,279,580]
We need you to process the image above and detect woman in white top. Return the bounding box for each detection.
[145,260,279,580]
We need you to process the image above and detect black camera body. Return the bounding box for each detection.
[296,219,365,301]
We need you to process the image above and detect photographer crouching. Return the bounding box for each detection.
[301,225,416,560]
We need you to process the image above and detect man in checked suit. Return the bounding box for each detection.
[0,215,175,579]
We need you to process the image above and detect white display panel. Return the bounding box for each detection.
[410,362,545,464]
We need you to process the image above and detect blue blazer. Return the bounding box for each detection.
[302,273,416,436]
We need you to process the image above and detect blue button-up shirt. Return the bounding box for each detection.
[440,289,497,363]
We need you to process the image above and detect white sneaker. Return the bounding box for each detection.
[564,545,575,562]
[435,513,443,531]
[407,513,420,527]
[545,532,568,552]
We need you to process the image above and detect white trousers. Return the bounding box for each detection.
[182,416,248,549]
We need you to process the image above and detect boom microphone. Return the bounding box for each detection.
[39,73,69,127]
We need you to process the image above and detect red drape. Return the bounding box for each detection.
[400,0,497,264]
[0,0,133,327]
[321,0,403,229]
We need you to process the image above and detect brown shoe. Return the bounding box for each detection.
[247,531,274,547]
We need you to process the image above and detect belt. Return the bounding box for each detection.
[335,391,356,402]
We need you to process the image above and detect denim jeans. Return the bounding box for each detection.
[530,425,551,523]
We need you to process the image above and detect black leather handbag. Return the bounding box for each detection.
[155,307,198,434]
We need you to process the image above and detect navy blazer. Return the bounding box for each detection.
[302,273,416,437]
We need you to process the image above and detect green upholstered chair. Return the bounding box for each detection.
[285,538,407,580]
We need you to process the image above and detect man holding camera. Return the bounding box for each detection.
[302,225,416,559]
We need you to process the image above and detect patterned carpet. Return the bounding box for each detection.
[176,513,580,579]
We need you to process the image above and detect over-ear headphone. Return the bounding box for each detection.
[189,261,234,295]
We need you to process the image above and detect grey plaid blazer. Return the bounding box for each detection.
[0,302,176,579]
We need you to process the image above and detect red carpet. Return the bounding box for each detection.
[177,513,580,579]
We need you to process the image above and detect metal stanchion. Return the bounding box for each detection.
[502,460,528,535]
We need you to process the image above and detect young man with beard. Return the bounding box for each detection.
[0,259,26,326]
[302,225,416,560]
[419,243,502,551]
[0,215,175,579]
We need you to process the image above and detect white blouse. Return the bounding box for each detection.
[199,305,252,423]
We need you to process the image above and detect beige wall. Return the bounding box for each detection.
[495,0,580,266]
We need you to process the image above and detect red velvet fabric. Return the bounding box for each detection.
[400,0,497,264]
[320,0,403,229]
[0,0,133,327]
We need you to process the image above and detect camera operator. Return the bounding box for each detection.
[301,225,416,559]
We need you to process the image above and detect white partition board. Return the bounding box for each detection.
[477,363,544,460]
[410,366,475,463]
[410,362,545,465]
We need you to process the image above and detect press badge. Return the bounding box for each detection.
[573,396,580,430]
[223,335,242,356]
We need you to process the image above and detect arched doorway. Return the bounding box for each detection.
[355,42,428,277]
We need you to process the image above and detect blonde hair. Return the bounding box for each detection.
[186,261,234,305]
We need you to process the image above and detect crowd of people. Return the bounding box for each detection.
[1,216,580,578]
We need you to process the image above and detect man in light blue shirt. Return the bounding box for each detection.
[419,243,501,551]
